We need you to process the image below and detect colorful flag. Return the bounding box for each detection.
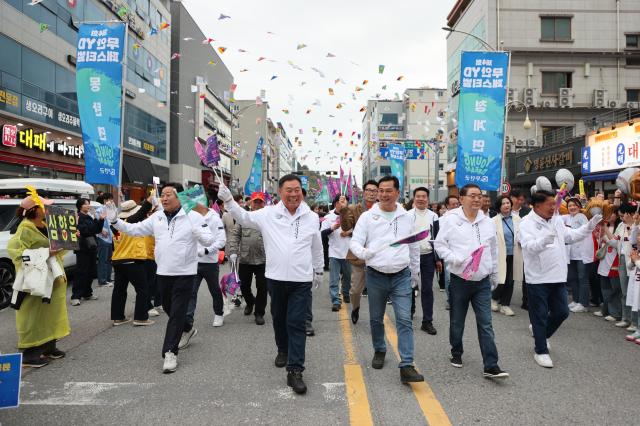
[346,169,352,200]
[244,138,264,196]
[462,246,485,280]
[176,185,208,213]
[204,134,220,166]
[388,143,405,201]
[194,138,206,164]
[390,229,430,247]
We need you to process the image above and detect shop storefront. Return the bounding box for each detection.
[581,121,640,195]
[509,137,584,193]
[0,117,84,180]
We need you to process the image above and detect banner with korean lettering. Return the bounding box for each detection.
[76,23,126,185]
[455,51,509,191]
[244,137,264,196]
[388,143,406,201]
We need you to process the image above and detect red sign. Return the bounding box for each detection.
[500,181,511,195]
[67,0,76,8]
[2,125,17,147]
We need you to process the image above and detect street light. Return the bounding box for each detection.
[441,27,496,51]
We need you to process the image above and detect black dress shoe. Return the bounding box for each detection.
[420,321,437,335]
[275,352,288,368]
[244,305,254,316]
[255,315,265,325]
[43,348,66,359]
[287,371,307,394]
[332,304,341,312]
[343,294,351,303]
[400,366,424,383]
[305,324,315,336]
[372,351,386,369]
[351,307,359,324]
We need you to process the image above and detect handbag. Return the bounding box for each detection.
[81,235,98,251]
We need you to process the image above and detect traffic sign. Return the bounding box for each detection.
[500,181,511,194]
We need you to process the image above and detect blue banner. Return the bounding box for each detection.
[0,353,22,409]
[244,137,264,196]
[388,143,405,200]
[455,51,509,190]
[300,175,309,191]
[76,23,126,185]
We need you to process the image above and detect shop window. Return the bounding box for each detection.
[541,16,572,41]
[542,71,572,94]
[628,89,640,103]
[0,34,22,78]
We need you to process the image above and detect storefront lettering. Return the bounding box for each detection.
[13,128,84,159]
[2,125,17,147]
[0,90,19,108]
[128,136,155,154]
[524,150,573,173]
[25,99,53,120]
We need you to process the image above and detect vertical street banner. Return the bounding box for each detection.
[244,137,264,196]
[76,23,126,185]
[300,175,309,191]
[388,143,405,200]
[455,51,509,191]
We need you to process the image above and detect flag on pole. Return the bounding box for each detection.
[390,229,430,247]
[244,138,264,196]
[346,169,353,200]
[204,134,220,166]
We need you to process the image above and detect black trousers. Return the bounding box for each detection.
[185,263,223,331]
[492,255,514,306]
[239,263,267,316]
[72,250,97,299]
[111,262,149,321]
[145,260,161,309]
[157,275,195,357]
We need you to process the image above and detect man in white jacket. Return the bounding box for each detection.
[108,183,214,374]
[350,175,424,385]
[519,190,601,368]
[178,207,227,350]
[434,183,508,379]
[218,174,324,395]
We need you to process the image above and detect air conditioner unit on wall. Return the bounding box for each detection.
[608,100,620,108]
[559,88,573,108]
[593,89,608,108]
[516,148,527,154]
[526,139,538,147]
[541,99,557,108]
[628,101,640,109]
[508,88,519,103]
[515,140,525,147]
[523,88,538,107]
[507,143,516,153]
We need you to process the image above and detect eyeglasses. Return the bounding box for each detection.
[364,189,378,193]
[463,194,483,200]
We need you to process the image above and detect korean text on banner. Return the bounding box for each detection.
[244,137,264,196]
[388,143,405,200]
[455,51,509,191]
[46,206,80,251]
[75,23,126,185]
[0,353,22,409]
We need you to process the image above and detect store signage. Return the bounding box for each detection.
[378,124,403,132]
[128,136,156,155]
[582,122,640,173]
[2,125,17,147]
[523,149,574,173]
[0,89,19,108]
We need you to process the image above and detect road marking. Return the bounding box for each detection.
[338,307,374,426]
[20,381,154,406]
[384,315,452,426]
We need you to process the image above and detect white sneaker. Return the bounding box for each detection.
[546,339,551,351]
[626,325,637,332]
[604,315,617,322]
[148,308,161,317]
[212,315,224,327]
[568,301,577,309]
[491,300,499,312]
[528,324,533,337]
[570,303,588,313]
[593,311,604,317]
[70,299,81,306]
[163,352,177,373]
[534,353,554,368]
[500,306,515,316]
[178,328,197,349]
[615,320,630,328]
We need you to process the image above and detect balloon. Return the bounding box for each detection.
[535,176,553,192]
[530,185,538,195]
[555,168,575,192]
[616,167,639,194]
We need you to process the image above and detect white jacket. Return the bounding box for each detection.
[435,207,498,281]
[321,210,351,259]
[225,200,324,282]
[11,248,64,303]
[562,213,594,264]
[350,203,420,275]
[196,210,227,264]
[520,211,593,284]
[113,208,214,276]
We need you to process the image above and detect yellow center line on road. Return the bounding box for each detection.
[338,306,374,426]
[384,314,452,426]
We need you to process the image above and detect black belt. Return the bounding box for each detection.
[366,266,408,277]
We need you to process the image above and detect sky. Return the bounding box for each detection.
[182,0,456,182]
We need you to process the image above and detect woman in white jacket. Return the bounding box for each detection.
[491,196,523,316]
[563,198,594,313]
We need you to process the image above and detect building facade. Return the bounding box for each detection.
[361,100,404,183]
[275,122,293,179]
[0,0,172,202]
[169,2,234,188]
[445,0,640,193]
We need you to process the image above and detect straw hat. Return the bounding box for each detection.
[118,200,141,219]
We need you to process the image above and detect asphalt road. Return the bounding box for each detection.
[0,268,638,425]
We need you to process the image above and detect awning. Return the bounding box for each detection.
[581,171,619,182]
[123,154,155,185]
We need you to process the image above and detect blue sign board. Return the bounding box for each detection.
[0,353,22,409]
[455,51,509,190]
[76,23,126,185]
